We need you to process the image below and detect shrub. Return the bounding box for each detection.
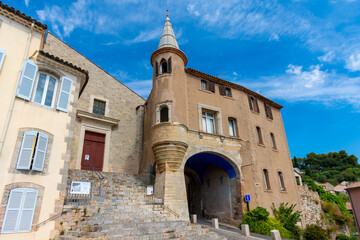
[246,206,269,221]
[304,224,327,240]
[272,203,302,239]
[336,234,352,240]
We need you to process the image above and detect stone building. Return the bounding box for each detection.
[0,2,301,239]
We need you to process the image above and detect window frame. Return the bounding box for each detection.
[160,58,168,74]
[201,80,208,90]
[228,118,237,137]
[278,171,286,191]
[256,126,264,145]
[264,102,273,120]
[92,99,106,116]
[263,169,271,190]
[198,104,223,135]
[160,105,169,122]
[32,72,59,108]
[248,95,260,113]
[270,133,277,150]
[202,111,216,134]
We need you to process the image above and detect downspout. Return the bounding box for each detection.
[0,21,35,156]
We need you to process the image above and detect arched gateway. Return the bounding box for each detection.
[184,152,242,224]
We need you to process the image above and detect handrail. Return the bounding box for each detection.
[35,206,78,228]
[86,160,105,194]
[161,204,180,219]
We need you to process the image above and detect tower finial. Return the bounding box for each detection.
[166,9,168,17]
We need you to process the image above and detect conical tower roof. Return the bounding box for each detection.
[158,12,179,50]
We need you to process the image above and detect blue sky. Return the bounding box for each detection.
[9,0,360,160]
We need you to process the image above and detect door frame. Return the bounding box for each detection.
[76,121,111,172]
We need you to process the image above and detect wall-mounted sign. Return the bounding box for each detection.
[147,185,154,196]
[85,155,89,161]
[70,181,91,194]
[244,194,251,202]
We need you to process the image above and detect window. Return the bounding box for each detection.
[0,48,6,71]
[1,188,38,234]
[225,88,232,97]
[201,80,207,90]
[248,95,259,113]
[263,169,270,190]
[228,118,237,137]
[202,111,215,134]
[256,126,263,145]
[33,73,58,107]
[278,171,286,191]
[264,103,273,120]
[16,59,73,112]
[16,131,48,172]
[219,85,232,97]
[270,133,277,150]
[159,57,172,74]
[93,99,106,115]
[160,106,169,122]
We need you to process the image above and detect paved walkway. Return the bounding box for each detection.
[197,219,271,240]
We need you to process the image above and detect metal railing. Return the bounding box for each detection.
[35,206,78,229]
[64,180,93,205]
[145,195,180,219]
[86,160,105,194]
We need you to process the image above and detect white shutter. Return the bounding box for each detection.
[57,76,73,112]
[17,59,38,100]
[16,131,37,170]
[17,189,38,232]
[32,132,48,171]
[1,189,24,234]
[0,49,6,71]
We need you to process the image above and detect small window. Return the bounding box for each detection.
[201,80,207,90]
[202,111,215,134]
[228,118,237,137]
[278,171,286,191]
[160,106,169,122]
[270,133,277,150]
[0,48,6,71]
[16,131,48,172]
[33,73,58,107]
[225,88,232,97]
[248,96,259,113]
[264,103,273,120]
[93,99,106,116]
[1,188,38,234]
[263,169,270,190]
[256,126,263,145]
[160,59,168,74]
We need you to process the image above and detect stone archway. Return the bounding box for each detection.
[184,152,243,225]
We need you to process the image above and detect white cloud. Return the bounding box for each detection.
[128,28,161,44]
[124,80,152,98]
[24,0,29,7]
[241,64,360,110]
[318,51,335,62]
[233,71,238,76]
[345,53,360,72]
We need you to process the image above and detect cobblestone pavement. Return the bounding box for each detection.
[197,219,271,240]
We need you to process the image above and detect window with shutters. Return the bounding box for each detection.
[270,133,277,150]
[248,95,260,113]
[16,131,48,172]
[201,80,207,90]
[278,171,286,191]
[228,118,237,137]
[0,48,6,71]
[32,73,58,107]
[263,169,271,190]
[93,99,106,116]
[159,57,172,74]
[264,103,273,120]
[256,126,264,145]
[1,188,38,234]
[225,88,232,97]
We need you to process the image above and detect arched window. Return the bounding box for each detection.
[160,106,169,122]
[263,169,270,190]
[270,133,277,150]
[256,126,263,145]
[160,59,167,74]
[278,171,286,191]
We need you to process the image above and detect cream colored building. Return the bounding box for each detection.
[0,3,87,239]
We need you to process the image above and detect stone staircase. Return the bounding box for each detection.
[56,170,226,240]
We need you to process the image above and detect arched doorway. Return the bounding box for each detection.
[184,152,242,224]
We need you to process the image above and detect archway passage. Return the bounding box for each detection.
[184,152,242,224]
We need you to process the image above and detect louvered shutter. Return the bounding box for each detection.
[0,49,6,71]
[208,81,215,93]
[32,132,48,171]
[268,105,273,119]
[18,189,38,232]
[219,85,225,95]
[168,57,172,73]
[248,95,253,110]
[155,61,159,76]
[17,131,37,170]
[1,189,24,233]
[57,77,73,112]
[255,99,260,113]
[17,59,38,100]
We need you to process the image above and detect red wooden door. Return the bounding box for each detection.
[81,131,105,171]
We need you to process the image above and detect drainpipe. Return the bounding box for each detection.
[0,22,35,156]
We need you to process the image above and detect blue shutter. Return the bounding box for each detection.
[16,131,37,170]
[0,49,6,71]
[56,76,73,112]
[32,132,48,171]
[17,59,38,100]
[1,189,24,233]
[17,189,38,232]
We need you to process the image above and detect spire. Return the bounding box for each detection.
[158,11,179,50]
